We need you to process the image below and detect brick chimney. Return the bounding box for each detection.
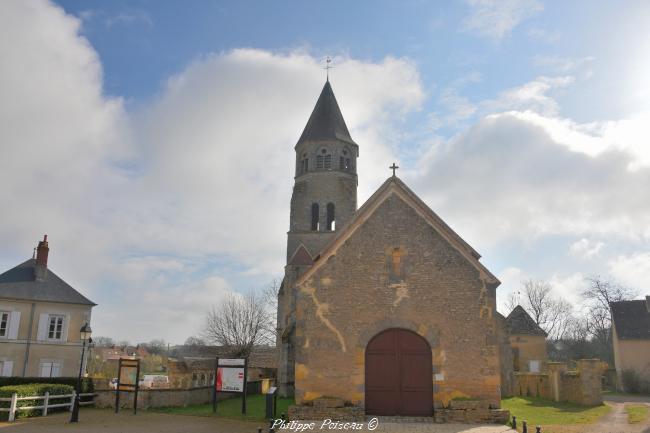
[34,235,49,281]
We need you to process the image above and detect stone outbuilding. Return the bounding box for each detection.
[505,305,548,373]
[611,296,650,390]
[277,80,505,418]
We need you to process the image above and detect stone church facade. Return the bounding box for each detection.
[277,80,504,417]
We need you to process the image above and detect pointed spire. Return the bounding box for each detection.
[297,81,356,146]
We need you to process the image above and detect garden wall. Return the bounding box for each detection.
[94,386,233,409]
[512,359,602,406]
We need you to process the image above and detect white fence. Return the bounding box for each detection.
[0,391,97,422]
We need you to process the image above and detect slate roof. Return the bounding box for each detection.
[0,258,95,306]
[169,345,277,369]
[297,81,356,146]
[611,298,650,340]
[505,305,547,336]
[288,244,314,266]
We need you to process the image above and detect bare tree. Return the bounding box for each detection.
[184,336,206,347]
[202,291,274,358]
[92,336,115,347]
[581,275,636,346]
[514,279,575,341]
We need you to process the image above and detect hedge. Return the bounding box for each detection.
[0,377,93,393]
[0,383,74,421]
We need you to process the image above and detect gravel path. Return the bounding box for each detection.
[0,409,514,433]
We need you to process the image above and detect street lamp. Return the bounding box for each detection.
[70,322,92,423]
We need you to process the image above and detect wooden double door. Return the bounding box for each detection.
[365,328,433,416]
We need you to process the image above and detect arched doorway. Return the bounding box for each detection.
[365,328,433,416]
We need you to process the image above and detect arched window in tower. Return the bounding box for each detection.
[300,153,308,174]
[316,148,332,170]
[339,148,351,171]
[326,203,335,231]
[311,203,319,231]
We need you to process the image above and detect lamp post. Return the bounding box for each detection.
[70,322,92,423]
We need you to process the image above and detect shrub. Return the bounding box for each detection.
[0,383,74,421]
[0,377,93,393]
[621,369,650,394]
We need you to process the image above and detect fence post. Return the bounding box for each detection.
[536,426,541,433]
[43,392,50,416]
[512,415,517,429]
[522,420,527,433]
[69,390,76,412]
[8,393,17,422]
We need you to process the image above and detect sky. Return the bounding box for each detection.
[1,0,649,344]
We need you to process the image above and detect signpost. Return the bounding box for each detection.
[115,358,140,414]
[212,357,248,415]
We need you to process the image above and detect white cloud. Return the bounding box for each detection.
[462,0,543,41]
[496,266,529,313]
[532,55,595,73]
[413,110,650,247]
[609,252,650,291]
[569,238,605,259]
[0,1,424,343]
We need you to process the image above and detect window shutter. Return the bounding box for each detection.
[8,311,20,339]
[62,314,70,342]
[36,313,49,341]
[1,361,13,377]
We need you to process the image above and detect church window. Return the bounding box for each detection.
[316,149,332,170]
[301,158,308,173]
[339,157,351,171]
[326,203,335,230]
[311,203,319,231]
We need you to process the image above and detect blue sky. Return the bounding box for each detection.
[1,0,649,343]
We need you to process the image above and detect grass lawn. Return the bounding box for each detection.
[625,404,649,424]
[150,394,294,421]
[502,397,611,432]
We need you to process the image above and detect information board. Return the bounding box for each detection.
[115,358,140,414]
[212,357,248,414]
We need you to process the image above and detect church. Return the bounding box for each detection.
[277,79,505,419]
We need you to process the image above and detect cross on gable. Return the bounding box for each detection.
[390,162,399,176]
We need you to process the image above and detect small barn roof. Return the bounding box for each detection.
[611,298,650,340]
[505,305,547,337]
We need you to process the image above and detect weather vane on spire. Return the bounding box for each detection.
[324,56,333,81]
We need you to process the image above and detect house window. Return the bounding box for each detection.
[40,361,62,377]
[529,360,541,373]
[48,315,64,340]
[0,312,8,337]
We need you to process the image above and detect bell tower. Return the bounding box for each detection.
[286,80,359,263]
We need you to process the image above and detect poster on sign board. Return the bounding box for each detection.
[216,367,245,392]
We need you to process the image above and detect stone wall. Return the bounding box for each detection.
[512,359,603,406]
[94,386,232,409]
[293,192,501,408]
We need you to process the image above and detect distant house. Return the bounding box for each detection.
[167,345,277,389]
[611,296,650,388]
[506,305,548,373]
[0,236,96,377]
